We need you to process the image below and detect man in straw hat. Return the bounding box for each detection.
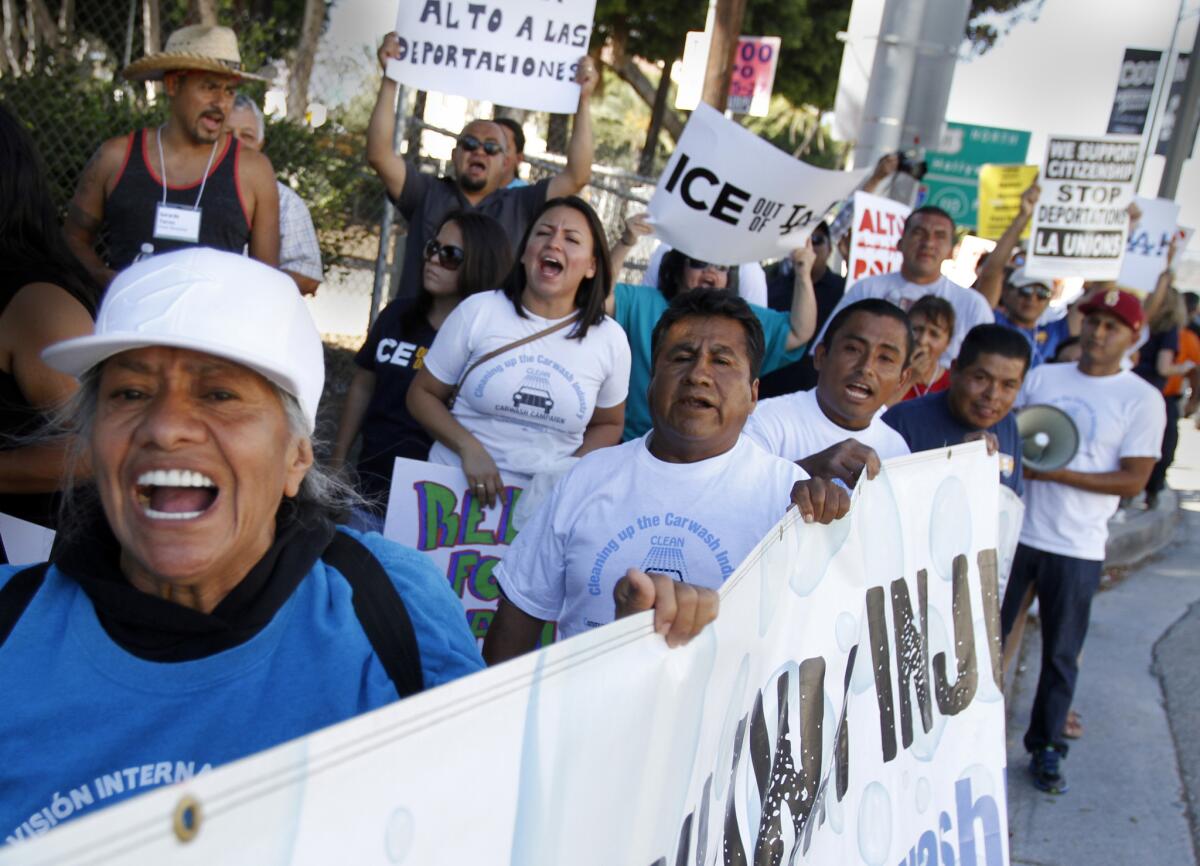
[65,25,281,287]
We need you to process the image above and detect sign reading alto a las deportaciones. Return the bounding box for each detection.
[386,0,597,113]
[1025,135,1139,281]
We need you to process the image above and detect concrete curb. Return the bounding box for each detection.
[1104,489,1180,570]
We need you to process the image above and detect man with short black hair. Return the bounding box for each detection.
[1001,289,1166,795]
[482,289,850,662]
[745,298,912,472]
[367,32,596,300]
[493,117,529,189]
[884,324,1031,493]
[65,25,281,286]
[816,206,994,362]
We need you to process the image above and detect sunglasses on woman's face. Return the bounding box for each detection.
[424,239,465,270]
[456,134,504,156]
[685,258,730,273]
[1017,284,1052,300]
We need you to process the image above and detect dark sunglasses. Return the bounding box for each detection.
[424,239,465,270]
[1016,284,1052,300]
[457,134,504,156]
[685,258,730,273]
[811,234,829,247]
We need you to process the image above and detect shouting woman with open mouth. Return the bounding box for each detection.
[0,248,482,840]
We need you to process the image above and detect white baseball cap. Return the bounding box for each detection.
[43,248,324,431]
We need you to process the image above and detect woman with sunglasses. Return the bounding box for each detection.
[408,196,631,505]
[332,211,513,529]
[606,212,817,441]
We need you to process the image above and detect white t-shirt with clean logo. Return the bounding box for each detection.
[495,434,807,639]
[1016,362,1165,561]
[743,387,910,463]
[423,291,632,473]
[816,271,994,363]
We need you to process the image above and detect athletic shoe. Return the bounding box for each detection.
[1030,746,1068,794]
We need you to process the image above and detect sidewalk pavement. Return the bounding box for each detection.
[1005,419,1200,866]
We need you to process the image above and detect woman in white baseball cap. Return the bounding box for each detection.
[0,248,482,838]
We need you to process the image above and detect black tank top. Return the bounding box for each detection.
[103,128,251,270]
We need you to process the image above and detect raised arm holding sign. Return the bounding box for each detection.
[366,30,597,302]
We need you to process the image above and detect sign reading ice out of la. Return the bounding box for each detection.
[386,0,597,113]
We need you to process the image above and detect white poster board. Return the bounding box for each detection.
[847,190,911,286]
[385,0,596,113]
[5,447,1009,866]
[0,513,55,566]
[648,104,868,265]
[383,457,530,645]
[1118,196,1182,293]
[1025,135,1139,281]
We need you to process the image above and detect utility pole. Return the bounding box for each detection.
[1159,19,1200,199]
[699,0,748,111]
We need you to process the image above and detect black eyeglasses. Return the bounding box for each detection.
[1016,284,1052,300]
[457,134,504,156]
[685,258,730,273]
[811,234,829,247]
[424,239,465,270]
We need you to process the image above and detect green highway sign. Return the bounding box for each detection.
[919,122,1031,232]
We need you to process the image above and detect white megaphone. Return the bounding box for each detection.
[1016,404,1080,472]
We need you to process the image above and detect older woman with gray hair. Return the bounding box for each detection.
[0,248,482,842]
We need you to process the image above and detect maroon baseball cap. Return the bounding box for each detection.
[1078,288,1144,332]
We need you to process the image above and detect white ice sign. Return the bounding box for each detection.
[386,0,596,113]
[648,103,868,265]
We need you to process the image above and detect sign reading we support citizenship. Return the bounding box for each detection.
[8,446,1009,866]
[977,164,1040,240]
[1118,196,1182,293]
[385,0,596,113]
[383,456,536,645]
[1025,135,1139,281]
[648,103,868,265]
[847,190,911,285]
[921,122,1031,231]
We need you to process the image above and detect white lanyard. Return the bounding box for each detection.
[156,126,219,209]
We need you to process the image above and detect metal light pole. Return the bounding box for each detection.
[1159,14,1200,199]
[1134,0,1186,192]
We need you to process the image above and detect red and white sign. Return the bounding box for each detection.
[847,191,911,285]
[727,36,781,116]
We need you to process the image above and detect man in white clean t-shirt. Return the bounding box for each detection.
[745,298,912,473]
[1001,289,1165,796]
[816,206,993,363]
[482,289,851,662]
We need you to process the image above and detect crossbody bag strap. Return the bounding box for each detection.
[446,313,580,409]
[0,562,50,648]
[323,532,424,699]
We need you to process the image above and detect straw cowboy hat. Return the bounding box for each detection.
[122,25,269,83]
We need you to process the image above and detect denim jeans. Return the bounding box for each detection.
[1000,543,1103,756]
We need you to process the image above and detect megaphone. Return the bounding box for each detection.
[1017,404,1080,472]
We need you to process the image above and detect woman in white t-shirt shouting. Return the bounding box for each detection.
[408,196,632,505]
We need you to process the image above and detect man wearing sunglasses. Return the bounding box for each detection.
[367,32,597,302]
[994,268,1078,368]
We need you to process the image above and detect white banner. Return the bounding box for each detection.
[648,103,869,265]
[0,514,55,566]
[848,190,911,286]
[4,446,1008,866]
[1118,196,1182,293]
[383,457,531,646]
[385,0,595,113]
[1025,135,1139,281]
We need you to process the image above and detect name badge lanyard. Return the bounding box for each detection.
[152,125,219,245]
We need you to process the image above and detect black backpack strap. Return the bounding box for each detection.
[322,532,424,699]
[0,562,50,648]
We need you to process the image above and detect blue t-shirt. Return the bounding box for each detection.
[993,309,1071,368]
[882,391,1024,495]
[0,528,483,844]
[612,282,807,441]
